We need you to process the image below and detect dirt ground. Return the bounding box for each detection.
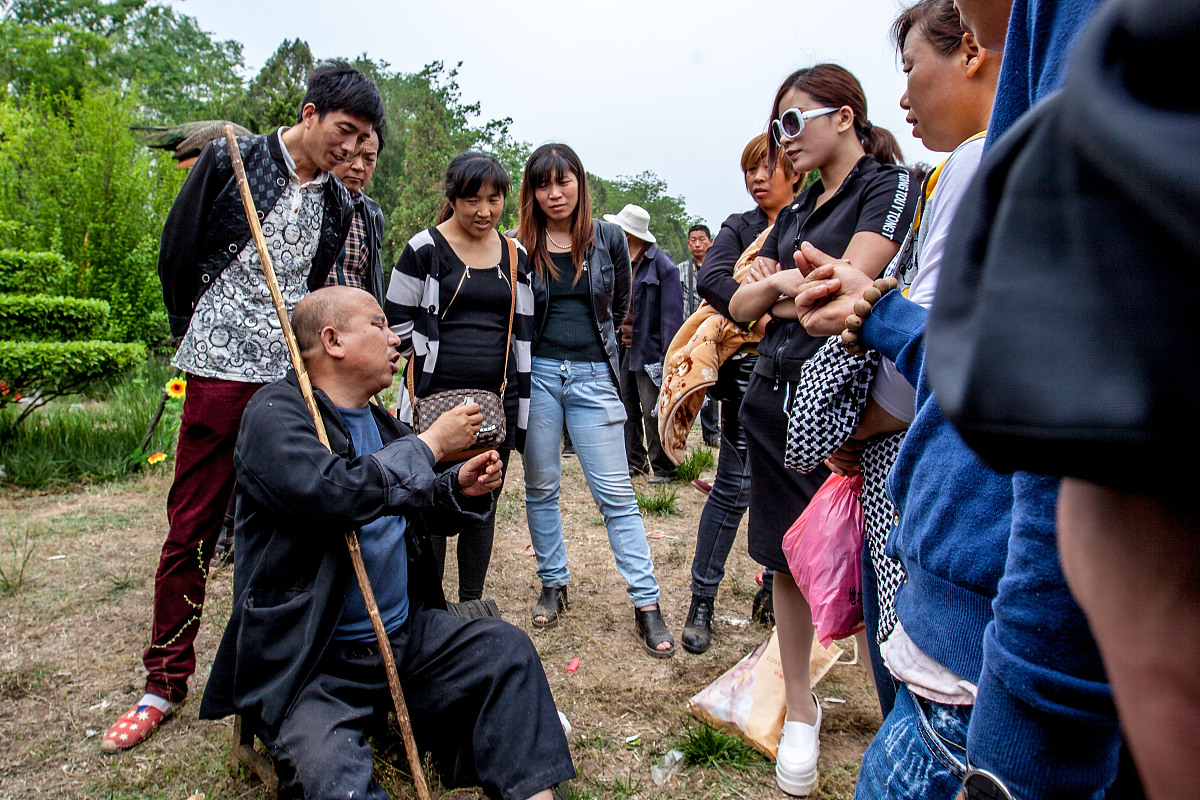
[0,434,881,799]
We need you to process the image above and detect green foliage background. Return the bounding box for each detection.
[0,0,702,339]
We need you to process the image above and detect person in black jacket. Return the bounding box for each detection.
[516,143,674,658]
[327,126,388,306]
[199,286,574,800]
[102,62,385,754]
[681,133,802,654]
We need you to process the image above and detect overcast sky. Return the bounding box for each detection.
[171,0,936,238]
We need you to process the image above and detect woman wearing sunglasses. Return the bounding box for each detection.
[727,64,917,796]
[518,143,674,658]
[384,151,534,604]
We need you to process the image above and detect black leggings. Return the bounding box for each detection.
[430,448,511,602]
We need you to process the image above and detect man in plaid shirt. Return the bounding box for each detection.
[326,127,387,305]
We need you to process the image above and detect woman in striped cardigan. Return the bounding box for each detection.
[384,151,534,603]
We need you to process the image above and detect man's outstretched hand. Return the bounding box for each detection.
[418,403,483,462]
[458,450,504,496]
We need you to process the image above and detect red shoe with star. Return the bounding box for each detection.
[100,703,171,753]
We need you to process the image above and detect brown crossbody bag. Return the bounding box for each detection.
[405,236,518,462]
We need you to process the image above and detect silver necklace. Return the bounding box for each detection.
[546,231,571,250]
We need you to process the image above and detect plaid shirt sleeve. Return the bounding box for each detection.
[325,202,370,291]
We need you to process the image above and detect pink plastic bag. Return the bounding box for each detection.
[782,472,865,647]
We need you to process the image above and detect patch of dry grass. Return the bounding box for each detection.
[0,426,880,799]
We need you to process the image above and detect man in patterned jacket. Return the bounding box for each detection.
[101,60,384,753]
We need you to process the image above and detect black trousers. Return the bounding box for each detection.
[430,448,512,602]
[264,607,575,800]
[619,348,673,478]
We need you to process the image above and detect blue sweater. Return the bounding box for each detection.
[864,291,1119,798]
[987,0,1104,148]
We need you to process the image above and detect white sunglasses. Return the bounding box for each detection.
[771,107,839,144]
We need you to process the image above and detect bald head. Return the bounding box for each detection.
[292,286,372,356]
[291,286,402,408]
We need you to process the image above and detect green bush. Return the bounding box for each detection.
[0,248,68,294]
[0,340,145,403]
[0,294,110,340]
[0,360,177,488]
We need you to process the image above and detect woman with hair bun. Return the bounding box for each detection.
[727,64,918,796]
[384,151,534,603]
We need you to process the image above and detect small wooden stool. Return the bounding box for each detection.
[231,715,279,799]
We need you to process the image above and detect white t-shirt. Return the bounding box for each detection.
[870,135,988,422]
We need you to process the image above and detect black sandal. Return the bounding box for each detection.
[532,585,568,629]
[635,607,675,658]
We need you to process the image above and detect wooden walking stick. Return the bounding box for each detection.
[222,125,432,800]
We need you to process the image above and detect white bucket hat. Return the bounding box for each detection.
[603,204,656,243]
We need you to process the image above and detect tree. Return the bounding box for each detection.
[1,90,185,344]
[0,0,144,100]
[1,0,244,122]
[590,171,699,263]
[115,4,244,122]
[352,60,528,262]
[217,38,312,132]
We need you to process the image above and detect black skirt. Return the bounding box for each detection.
[741,373,831,575]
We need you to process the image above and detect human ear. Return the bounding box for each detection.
[320,325,344,358]
[836,105,855,135]
[962,33,986,77]
[300,103,318,127]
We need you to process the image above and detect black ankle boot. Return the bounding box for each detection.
[682,594,714,654]
[751,587,775,627]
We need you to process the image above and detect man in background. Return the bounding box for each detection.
[326,126,387,307]
[677,223,719,446]
[608,204,684,484]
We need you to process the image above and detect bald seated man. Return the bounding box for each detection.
[199,286,574,800]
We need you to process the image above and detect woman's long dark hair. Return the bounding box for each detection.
[766,63,903,168]
[517,143,595,283]
[436,151,511,224]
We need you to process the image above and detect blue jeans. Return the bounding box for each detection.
[855,684,972,800]
[524,357,660,608]
[861,545,899,717]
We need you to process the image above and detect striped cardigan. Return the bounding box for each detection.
[384,228,535,449]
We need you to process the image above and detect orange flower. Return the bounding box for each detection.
[147,451,167,465]
[165,378,186,400]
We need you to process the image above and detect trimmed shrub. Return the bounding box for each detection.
[0,248,68,294]
[0,340,145,404]
[0,294,109,340]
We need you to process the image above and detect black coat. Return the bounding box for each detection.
[696,206,770,324]
[334,192,388,306]
[198,372,490,732]
[158,133,353,337]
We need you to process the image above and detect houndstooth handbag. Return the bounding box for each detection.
[783,337,880,473]
[406,238,517,462]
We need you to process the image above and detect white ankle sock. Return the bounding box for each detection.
[137,693,171,713]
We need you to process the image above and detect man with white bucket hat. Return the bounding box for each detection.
[603,204,684,483]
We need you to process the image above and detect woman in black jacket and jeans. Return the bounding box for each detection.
[518,143,674,658]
